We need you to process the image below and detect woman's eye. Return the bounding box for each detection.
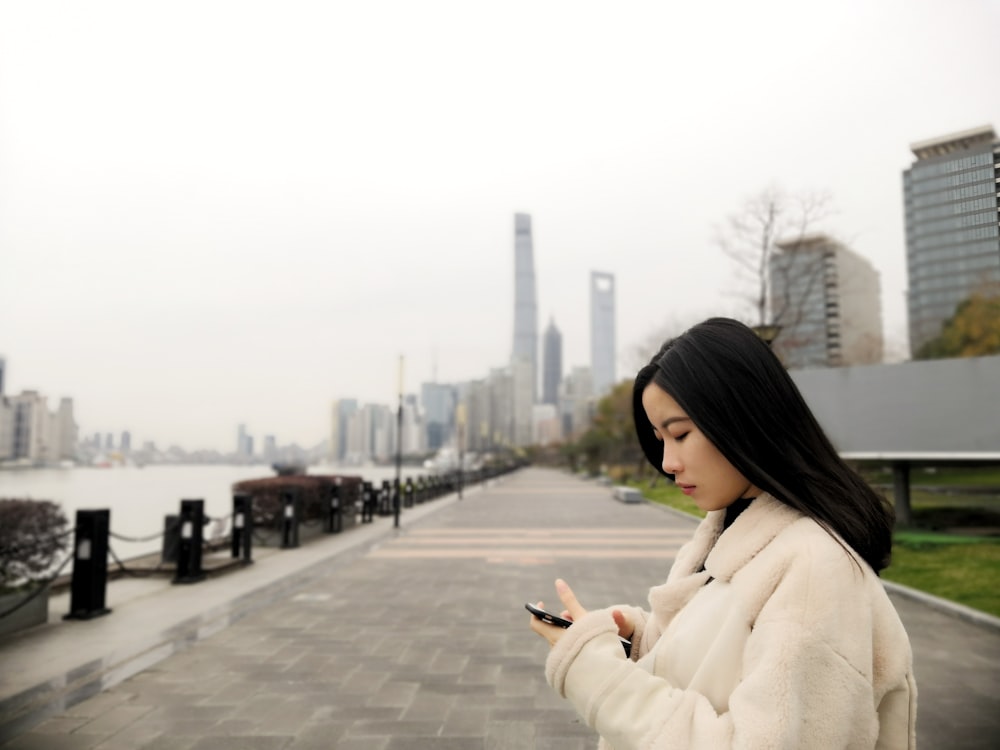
[671,433,688,443]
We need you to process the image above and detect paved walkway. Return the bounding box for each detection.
[2,468,999,748]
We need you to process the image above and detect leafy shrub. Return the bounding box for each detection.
[0,499,70,590]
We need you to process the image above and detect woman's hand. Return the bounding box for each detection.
[529,579,588,647]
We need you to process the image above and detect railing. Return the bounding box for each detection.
[0,464,518,625]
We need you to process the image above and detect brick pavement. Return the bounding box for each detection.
[2,468,999,749]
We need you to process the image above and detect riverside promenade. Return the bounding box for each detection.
[2,467,999,749]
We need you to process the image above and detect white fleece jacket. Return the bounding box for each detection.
[545,494,917,749]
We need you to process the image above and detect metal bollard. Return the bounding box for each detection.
[64,509,112,620]
[379,480,391,516]
[281,489,300,548]
[174,499,207,584]
[404,478,414,508]
[161,514,180,564]
[231,493,253,563]
[327,480,343,534]
[361,481,374,523]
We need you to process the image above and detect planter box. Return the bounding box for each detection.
[612,486,644,504]
[0,587,50,639]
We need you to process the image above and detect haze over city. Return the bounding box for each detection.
[1,0,998,453]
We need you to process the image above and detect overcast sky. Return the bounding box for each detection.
[1,0,998,453]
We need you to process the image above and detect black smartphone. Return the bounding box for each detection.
[525,602,574,628]
[525,601,632,657]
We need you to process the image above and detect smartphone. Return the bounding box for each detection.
[525,602,574,628]
[525,601,632,657]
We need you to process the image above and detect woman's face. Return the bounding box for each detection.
[641,381,760,513]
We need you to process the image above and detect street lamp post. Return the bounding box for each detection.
[752,323,782,348]
[394,355,403,529]
[456,403,466,500]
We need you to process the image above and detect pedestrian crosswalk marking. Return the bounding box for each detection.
[367,527,687,560]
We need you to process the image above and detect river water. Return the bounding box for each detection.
[0,463,428,567]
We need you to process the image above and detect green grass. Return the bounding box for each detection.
[626,478,1000,618]
[883,535,1000,618]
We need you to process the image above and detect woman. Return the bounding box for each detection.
[530,317,916,749]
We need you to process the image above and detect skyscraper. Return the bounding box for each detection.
[330,399,358,462]
[590,271,616,396]
[542,317,563,406]
[0,356,5,396]
[903,125,1000,355]
[770,234,883,368]
[512,213,538,400]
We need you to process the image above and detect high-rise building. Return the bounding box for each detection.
[542,317,563,406]
[903,125,1000,355]
[513,213,538,401]
[421,382,455,451]
[0,356,6,396]
[770,234,883,368]
[590,271,616,396]
[559,366,594,439]
[511,353,534,447]
[330,399,358,462]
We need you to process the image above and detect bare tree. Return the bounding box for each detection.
[716,186,833,333]
[624,315,700,375]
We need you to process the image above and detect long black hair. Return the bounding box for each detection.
[633,317,894,572]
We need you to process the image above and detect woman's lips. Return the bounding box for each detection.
[678,483,695,496]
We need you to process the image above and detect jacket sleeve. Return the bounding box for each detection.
[545,551,889,749]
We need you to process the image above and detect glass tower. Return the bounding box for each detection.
[513,213,538,400]
[590,271,616,396]
[542,317,562,406]
[903,125,1000,354]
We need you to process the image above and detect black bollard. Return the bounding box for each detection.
[64,509,112,620]
[281,488,300,548]
[161,514,180,564]
[174,499,206,584]
[231,493,253,563]
[327,480,343,534]
[361,481,374,523]
[379,480,392,516]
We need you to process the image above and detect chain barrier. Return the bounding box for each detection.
[107,544,165,578]
[0,549,75,621]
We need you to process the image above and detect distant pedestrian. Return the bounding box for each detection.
[529,317,916,749]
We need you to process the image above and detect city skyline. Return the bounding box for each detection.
[1,1,998,452]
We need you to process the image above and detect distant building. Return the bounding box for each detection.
[542,318,563,406]
[401,393,425,455]
[533,403,561,445]
[903,125,1000,354]
[461,378,491,454]
[560,366,594,439]
[770,234,883,368]
[0,356,5,396]
[0,391,76,464]
[488,366,515,448]
[236,423,251,458]
[421,382,455,451]
[590,271,616,396]
[120,430,131,454]
[263,434,277,463]
[329,399,358,462]
[511,353,534,448]
[513,213,538,402]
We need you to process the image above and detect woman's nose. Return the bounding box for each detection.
[661,445,682,474]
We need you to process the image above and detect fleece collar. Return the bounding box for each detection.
[702,493,802,582]
[648,494,802,623]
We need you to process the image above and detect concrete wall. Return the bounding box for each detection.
[790,355,1000,456]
